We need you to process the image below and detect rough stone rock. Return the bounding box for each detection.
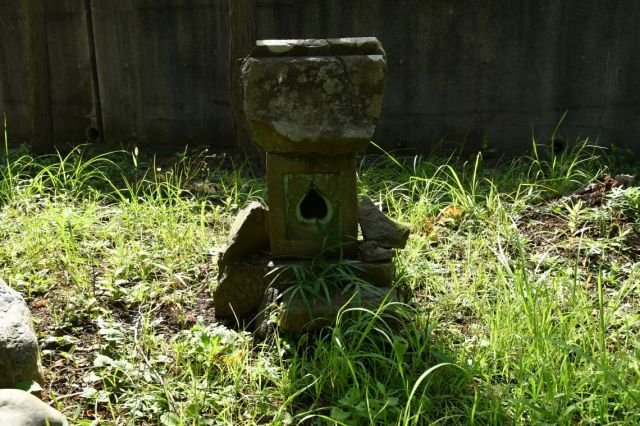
[358,240,395,262]
[213,257,272,318]
[0,389,66,426]
[242,37,386,154]
[615,174,636,187]
[218,201,269,272]
[358,197,410,249]
[213,256,394,319]
[277,286,397,333]
[0,279,44,388]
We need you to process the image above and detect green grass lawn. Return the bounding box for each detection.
[1,138,639,425]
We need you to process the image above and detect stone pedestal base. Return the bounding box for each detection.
[265,286,398,334]
[213,256,393,321]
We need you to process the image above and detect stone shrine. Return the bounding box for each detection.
[214,38,409,333]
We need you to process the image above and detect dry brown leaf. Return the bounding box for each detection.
[32,298,48,308]
[422,219,435,236]
[436,204,464,224]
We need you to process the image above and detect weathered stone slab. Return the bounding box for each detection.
[242,37,386,154]
[0,389,66,426]
[0,279,44,388]
[218,201,269,271]
[358,240,394,262]
[278,286,397,333]
[251,37,385,58]
[615,174,636,187]
[358,197,410,249]
[213,256,393,319]
[252,39,331,57]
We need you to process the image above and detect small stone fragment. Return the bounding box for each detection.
[0,389,66,426]
[358,240,395,262]
[218,202,269,271]
[615,174,636,187]
[0,279,44,388]
[358,197,410,248]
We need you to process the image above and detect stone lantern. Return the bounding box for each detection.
[242,37,387,258]
[214,38,409,333]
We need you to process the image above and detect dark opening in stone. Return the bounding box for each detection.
[299,187,328,221]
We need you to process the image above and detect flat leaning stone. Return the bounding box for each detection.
[217,201,269,272]
[358,240,395,262]
[358,197,410,249]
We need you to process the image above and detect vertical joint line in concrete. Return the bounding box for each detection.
[84,0,104,143]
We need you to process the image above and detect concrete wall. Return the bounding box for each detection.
[0,0,233,152]
[0,0,98,144]
[1,1,31,140]
[91,0,233,149]
[1,0,639,155]
[45,0,99,143]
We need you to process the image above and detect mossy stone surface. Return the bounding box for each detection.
[241,38,386,154]
[267,153,357,258]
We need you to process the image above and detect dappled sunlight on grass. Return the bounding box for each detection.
[1,139,639,424]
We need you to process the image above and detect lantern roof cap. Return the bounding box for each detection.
[251,37,385,58]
